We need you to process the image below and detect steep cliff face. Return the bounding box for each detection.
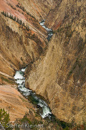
[0,0,58,83]
[0,0,86,126]
[0,0,52,123]
[45,0,86,30]
[0,15,46,80]
[17,0,57,22]
[0,2,47,81]
[0,0,57,123]
[25,0,86,124]
[0,85,35,121]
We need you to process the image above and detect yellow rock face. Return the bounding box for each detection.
[0,85,34,121]
[25,0,86,124]
[0,0,86,126]
[26,32,86,124]
[0,13,47,78]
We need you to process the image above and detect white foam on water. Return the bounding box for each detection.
[21,68,26,72]
[42,25,52,31]
[48,33,53,36]
[18,85,31,93]
[15,79,25,84]
[18,86,31,96]
[38,102,44,108]
[38,99,51,118]
[14,71,24,79]
[41,106,51,118]
[14,68,52,118]
[40,21,52,32]
[40,21,45,26]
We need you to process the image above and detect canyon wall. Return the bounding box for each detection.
[0,0,49,84]
[0,0,86,125]
[0,85,35,121]
[0,0,50,121]
[17,0,57,22]
[25,0,86,124]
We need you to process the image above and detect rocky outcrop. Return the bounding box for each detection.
[0,0,86,126]
[0,85,62,129]
[0,0,59,83]
[45,0,86,30]
[0,0,55,124]
[0,0,51,124]
[17,0,57,22]
[0,85,34,121]
[25,0,86,125]
[0,8,47,80]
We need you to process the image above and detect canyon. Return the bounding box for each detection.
[26,0,86,125]
[0,0,86,129]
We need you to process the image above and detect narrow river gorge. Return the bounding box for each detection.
[14,68,52,119]
[0,0,85,129]
[14,21,53,120]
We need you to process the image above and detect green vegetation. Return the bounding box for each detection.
[20,114,43,125]
[0,108,10,129]
[16,3,37,21]
[14,113,86,130]
[20,114,32,125]
[1,77,15,84]
[15,125,20,130]
[8,3,16,10]
[28,95,39,105]
[16,3,25,12]
[49,115,73,129]
[19,96,27,102]
[1,11,29,31]
[0,109,84,130]
[51,115,86,130]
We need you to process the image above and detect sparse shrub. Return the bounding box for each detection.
[14,16,16,21]
[63,126,69,130]
[0,108,10,129]
[20,114,32,125]
[15,124,20,130]
[22,22,25,27]
[19,20,22,25]
[1,11,29,30]
[1,11,6,16]
[10,14,14,20]
[26,26,29,31]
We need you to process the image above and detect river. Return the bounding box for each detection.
[14,68,52,119]
[14,21,53,119]
[40,20,53,41]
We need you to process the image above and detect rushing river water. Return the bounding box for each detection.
[40,20,53,41]
[14,68,52,119]
[14,21,53,119]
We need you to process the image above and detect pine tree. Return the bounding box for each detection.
[0,109,10,129]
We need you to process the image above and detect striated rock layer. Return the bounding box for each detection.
[17,0,57,22]
[0,0,86,125]
[0,85,34,121]
[0,0,48,81]
[0,0,50,121]
[25,0,86,124]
